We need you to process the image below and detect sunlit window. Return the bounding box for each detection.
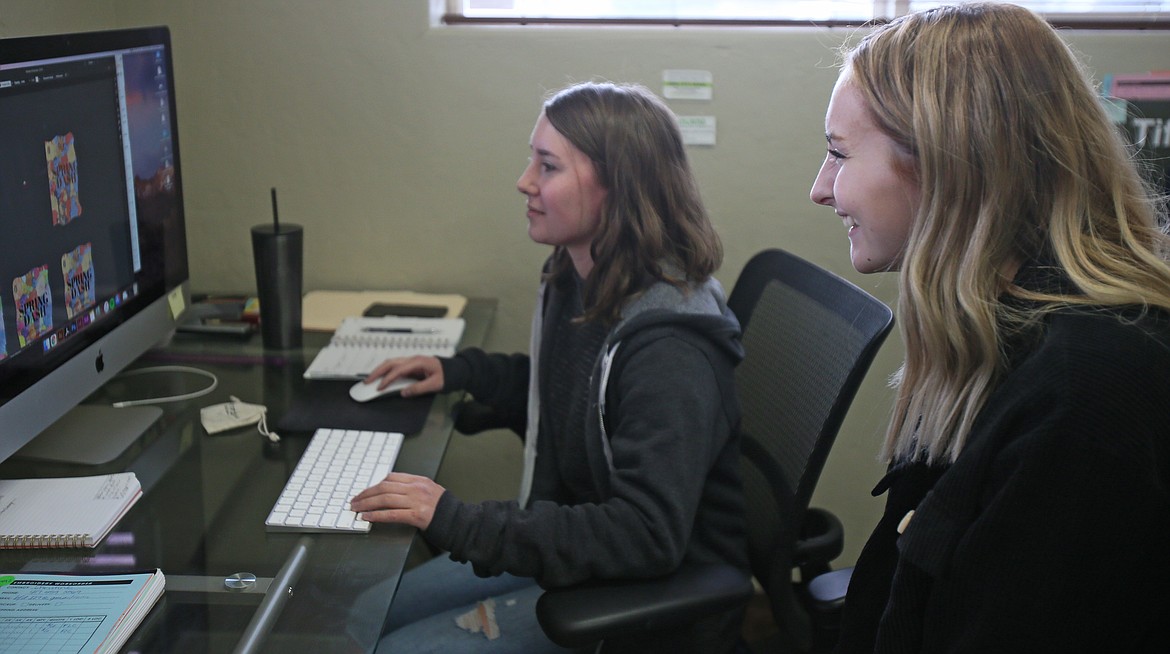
[445,0,1170,27]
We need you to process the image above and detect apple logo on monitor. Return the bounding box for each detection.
[95,350,104,373]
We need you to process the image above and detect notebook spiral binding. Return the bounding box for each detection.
[332,334,456,349]
[0,533,90,548]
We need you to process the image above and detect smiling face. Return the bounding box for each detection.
[517,113,608,278]
[810,75,919,274]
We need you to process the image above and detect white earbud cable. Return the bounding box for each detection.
[110,365,219,408]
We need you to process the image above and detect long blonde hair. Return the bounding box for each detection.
[846,2,1170,463]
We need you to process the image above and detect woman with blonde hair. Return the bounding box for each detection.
[810,3,1170,651]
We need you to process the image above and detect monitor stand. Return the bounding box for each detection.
[14,404,163,465]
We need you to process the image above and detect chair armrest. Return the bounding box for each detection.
[793,507,844,568]
[807,566,851,613]
[535,563,754,648]
[805,566,852,652]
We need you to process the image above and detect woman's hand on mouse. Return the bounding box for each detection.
[364,355,444,397]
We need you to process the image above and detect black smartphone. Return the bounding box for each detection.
[362,303,449,318]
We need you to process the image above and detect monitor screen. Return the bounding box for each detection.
[0,26,190,464]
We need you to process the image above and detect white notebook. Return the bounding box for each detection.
[303,316,466,380]
[0,472,142,548]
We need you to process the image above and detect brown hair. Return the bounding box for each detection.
[542,81,722,324]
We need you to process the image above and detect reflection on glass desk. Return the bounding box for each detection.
[0,298,496,653]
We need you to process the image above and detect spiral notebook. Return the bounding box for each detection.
[0,472,141,548]
[303,316,466,380]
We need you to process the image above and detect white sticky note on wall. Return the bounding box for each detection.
[663,69,713,101]
[678,116,716,146]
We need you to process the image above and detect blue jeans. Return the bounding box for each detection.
[373,555,576,653]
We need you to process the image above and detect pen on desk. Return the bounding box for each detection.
[362,327,440,334]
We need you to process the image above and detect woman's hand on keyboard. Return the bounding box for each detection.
[364,356,443,398]
[350,472,446,530]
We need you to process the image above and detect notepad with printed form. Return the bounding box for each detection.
[0,472,142,548]
[0,568,165,653]
[302,316,466,380]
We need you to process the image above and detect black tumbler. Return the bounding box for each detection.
[251,223,303,349]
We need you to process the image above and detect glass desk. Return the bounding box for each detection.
[0,298,495,653]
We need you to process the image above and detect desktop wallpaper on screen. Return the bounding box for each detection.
[122,46,186,292]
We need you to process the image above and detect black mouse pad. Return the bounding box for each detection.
[274,380,433,435]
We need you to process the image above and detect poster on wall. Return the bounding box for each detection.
[1105,71,1170,195]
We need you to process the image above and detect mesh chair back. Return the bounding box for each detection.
[726,249,894,590]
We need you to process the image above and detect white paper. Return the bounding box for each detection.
[677,116,717,146]
[663,69,713,100]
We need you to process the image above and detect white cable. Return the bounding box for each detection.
[256,407,281,443]
[110,365,219,408]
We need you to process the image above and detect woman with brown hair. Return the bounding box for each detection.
[354,81,747,653]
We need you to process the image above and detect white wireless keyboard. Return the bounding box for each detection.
[265,428,404,533]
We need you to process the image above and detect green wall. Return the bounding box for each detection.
[4,0,1167,565]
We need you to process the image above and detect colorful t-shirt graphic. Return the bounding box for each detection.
[13,265,53,348]
[62,243,96,319]
[45,133,82,226]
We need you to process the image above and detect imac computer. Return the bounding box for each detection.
[0,26,190,465]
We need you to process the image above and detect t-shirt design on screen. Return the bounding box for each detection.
[61,243,96,319]
[45,132,82,226]
[13,265,53,347]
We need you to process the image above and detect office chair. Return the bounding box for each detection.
[536,248,895,653]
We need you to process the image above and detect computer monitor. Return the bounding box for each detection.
[0,26,190,465]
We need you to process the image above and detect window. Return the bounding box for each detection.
[445,0,1170,28]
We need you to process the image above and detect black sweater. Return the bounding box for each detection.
[838,271,1170,652]
[425,269,747,591]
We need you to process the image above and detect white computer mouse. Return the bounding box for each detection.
[349,377,414,402]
